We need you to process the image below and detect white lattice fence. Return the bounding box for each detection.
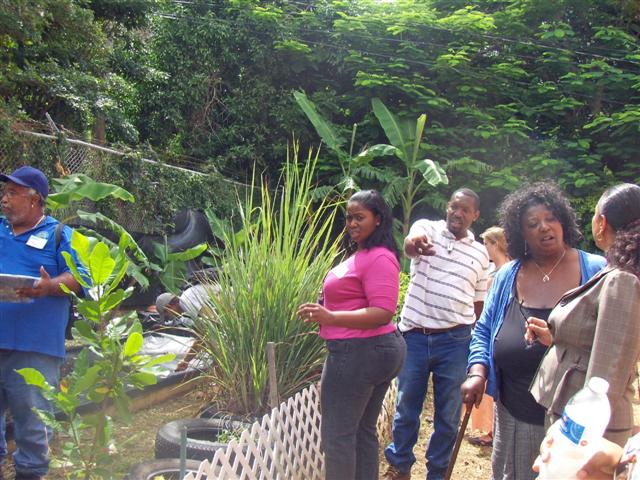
[184,380,398,480]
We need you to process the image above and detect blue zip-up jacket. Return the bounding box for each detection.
[467,250,607,400]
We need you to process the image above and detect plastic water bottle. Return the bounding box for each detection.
[538,377,611,480]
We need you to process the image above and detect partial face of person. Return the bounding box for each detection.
[164,299,182,320]
[1,181,39,227]
[484,239,498,263]
[591,202,606,251]
[521,204,565,256]
[346,200,380,247]
[446,193,479,239]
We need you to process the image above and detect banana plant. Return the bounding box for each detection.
[369,98,449,236]
[47,174,134,211]
[293,90,396,199]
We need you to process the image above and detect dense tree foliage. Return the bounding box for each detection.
[0,0,155,141]
[2,0,640,229]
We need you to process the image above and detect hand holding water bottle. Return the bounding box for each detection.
[536,377,611,480]
[534,433,623,479]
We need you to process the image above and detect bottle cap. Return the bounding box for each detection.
[588,377,610,395]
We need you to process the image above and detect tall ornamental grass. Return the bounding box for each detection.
[195,147,341,415]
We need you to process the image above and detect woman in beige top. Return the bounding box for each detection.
[527,183,640,446]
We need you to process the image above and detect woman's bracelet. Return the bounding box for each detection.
[466,373,486,380]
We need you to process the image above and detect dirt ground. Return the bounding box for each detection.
[378,396,492,480]
[1,385,491,480]
[9,380,637,479]
[380,399,491,480]
[0,389,205,480]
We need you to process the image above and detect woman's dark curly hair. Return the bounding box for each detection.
[344,189,399,260]
[598,183,640,278]
[498,182,583,260]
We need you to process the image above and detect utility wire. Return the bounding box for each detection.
[163,0,640,65]
[154,11,638,107]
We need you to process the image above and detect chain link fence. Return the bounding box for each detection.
[0,127,216,234]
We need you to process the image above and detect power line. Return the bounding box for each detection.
[163,0,640,66]
[154,10,637,107]
[283,0,640,63]
[291,37,631,106]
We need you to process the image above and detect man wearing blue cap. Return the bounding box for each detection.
[0,166,82,479]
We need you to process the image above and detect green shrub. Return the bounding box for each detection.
[194,146,342,415]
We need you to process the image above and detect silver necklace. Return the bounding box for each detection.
[531,248,566,283]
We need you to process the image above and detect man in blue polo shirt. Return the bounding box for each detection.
[0,166,82,480]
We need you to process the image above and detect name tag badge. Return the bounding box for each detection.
[332,263,349,279]
[26,234,48,249]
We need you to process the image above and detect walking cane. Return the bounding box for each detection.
[444,405,472,480]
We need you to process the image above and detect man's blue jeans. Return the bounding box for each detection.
[384,327,471,480]
[0,350,62,477]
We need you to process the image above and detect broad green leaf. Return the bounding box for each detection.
[293,91,345,154]
[141,353,176,368]
[417,159,449,186]
[354,144,399,167]
[166,242,208,262]
[89,242,116,285]
[72,365,101,394]
[412,114,427,164]
[204,208,229,243]
[100,289,130,313]
[123,332,143,357]
[129,371,158,386]
[76,211,150,266]
[113,394,132,422]
[105,256,130,294]
[372,98,407,156]
[70,230,92,269]
[61,252,89,288]
[16,368,49,390]
[48,174,134,211]
[76,301,100,322]
[73,320,99,343]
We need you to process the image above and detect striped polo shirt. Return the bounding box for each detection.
[398,219,490,331]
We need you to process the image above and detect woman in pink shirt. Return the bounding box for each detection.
[298,189,406,480]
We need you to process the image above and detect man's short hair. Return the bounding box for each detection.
[451,188,480,210]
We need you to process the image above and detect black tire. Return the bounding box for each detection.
[167,210,211,252]
[125,459,206,480]
[155,418,249,462]
[173,209,192,235]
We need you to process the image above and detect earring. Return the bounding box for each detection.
[524,241,528,256]
[376,223,380,226]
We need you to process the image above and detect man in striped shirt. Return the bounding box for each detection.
[384,188,490,480]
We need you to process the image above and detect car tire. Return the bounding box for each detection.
[125,458,206,480]
[155,417,249,462]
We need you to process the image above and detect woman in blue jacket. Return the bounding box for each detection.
[460,182,605,480]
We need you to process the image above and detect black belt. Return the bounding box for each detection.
[409,324,469,335]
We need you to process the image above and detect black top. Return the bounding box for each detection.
[493,295,551,425]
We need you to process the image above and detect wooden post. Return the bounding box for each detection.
[267,342,279,409]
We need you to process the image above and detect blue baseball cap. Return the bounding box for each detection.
[0,166,49,199]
